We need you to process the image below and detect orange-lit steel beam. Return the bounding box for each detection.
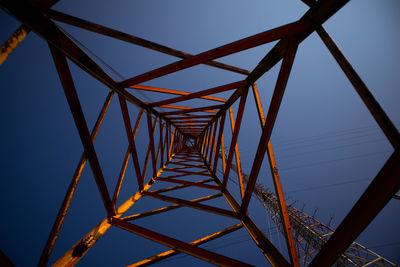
[155,177,221,190]
[127,223,243,267]
[170,115,215,119]
[142,191,241,219]
[111,218,251,267]
[0,0,185,137]
[241,40,298,213]
[168,127,176,160]
[165,123,170,160]
[251,84,299,266]
[178,126,206,129]
[46,9,250,75]
[174,120,208,124]
[122,193,223,221]
[162,169,210,177]
[172,163,207,169]
[120,21,307,87]
[150,80,246,107]
[201,128,208,155]
[172,119,210,123]
[0,25,30,65]
[112,109,144,207]
[52,157,173,266]
[158,104,219,113]
[204,0,351,131]
[205,123,214,162]
[149,178,214,194]
[165,164,199,169]
[161,105,223,115]
[158,173,192,180]
[212,111,226,174]
[220,134,227,172]
[159,119,165,168]
[131,84,226,102]
[202,157,290,267]
[154,124,163,173]
[228,107,245,197]
[173,156,204,163]
[38,89,114,267]
[141,117,158,182]
[222,88,249,189]
[119,95,144,190]
[49,44,115,217]
[0,0,143,108]
[0,0,60,66]
[147,112,157,178]
[310,147,400,266]
[209,120,219,169]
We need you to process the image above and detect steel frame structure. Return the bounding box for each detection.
[223,157,397,266]
[1,0,399,266]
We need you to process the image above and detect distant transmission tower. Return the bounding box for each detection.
[226,158,398,266]
[256,185,397,266]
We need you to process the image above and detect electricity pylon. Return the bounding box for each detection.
[225,158,398,266]
[1,0,399,266]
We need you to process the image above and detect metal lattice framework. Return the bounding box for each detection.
[257,185,398,267]
[222,154,397,266]
[1,0,399,266]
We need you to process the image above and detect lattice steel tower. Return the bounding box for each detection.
[1,0,399,266]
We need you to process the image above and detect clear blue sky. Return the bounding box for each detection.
[0,0,399,266]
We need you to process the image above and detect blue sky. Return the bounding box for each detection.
[0,0,399,266]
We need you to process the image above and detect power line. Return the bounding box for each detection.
[279,150,391,172]
[284,177,371,194]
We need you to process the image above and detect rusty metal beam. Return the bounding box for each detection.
[120,21,307,87]
[147,112,157,178]
[142,191,241,219]
[119,96,144,190]
[205,123,214,162]
[0,0,180,131]
[204,0,351,131]
[49,43,115,217]
[38,90,114,267]
[52,156,174,266]
[241,40,298,213]
[228,107,245,198]
[202,157,290,267]
[148,178,213,194]
[162,168,209,176]
[157,104,219,113]
[0,0,60,65]
[111,218,252,267]
[212,111,226,174]
[154,177,221,190]
[209,120,219,169]
[251,83,299,266]
[127,223,243,267]
[112,109,144,207]
[130,84,226,102]
[46,9,250,75]
[121,193,223,221]
[220,134,227,172]
[150,80,246,107]
[141,117,158,182]
[310,147,400,266]
[222,88,249,189]
[159,118,165,168]
[161,105,223,115]
[0,25,30,65]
